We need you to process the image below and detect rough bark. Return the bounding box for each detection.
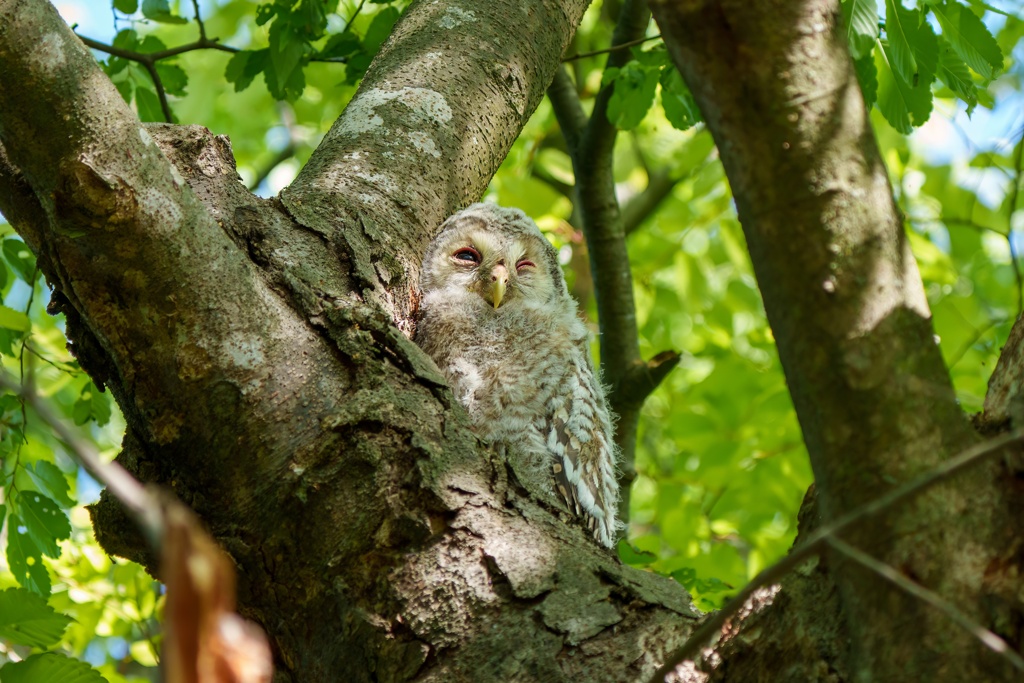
[650,0,1024,680]
[0,0,703,681]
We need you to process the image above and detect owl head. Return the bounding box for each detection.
[420,203,567,310]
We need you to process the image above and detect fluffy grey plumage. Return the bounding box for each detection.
[415,203,620,547]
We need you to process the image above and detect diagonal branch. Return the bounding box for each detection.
[826,536,1024,673]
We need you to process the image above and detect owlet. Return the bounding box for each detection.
[415,203,620,547]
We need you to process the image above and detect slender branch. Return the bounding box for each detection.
[140,59,173,123]
[1007,126,1024,315]
[77,34,238,63]
[346,0,369,30]
[547,67,587,152]
[827,536,1024,673]
[946,316,1008,370]
[189,0,206,41]
[651,428,1024,682]
[621,166,677,235]
[934,216,1008,237]
[249,142,297,193]
[562,34,662,62]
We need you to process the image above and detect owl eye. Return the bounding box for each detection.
[516,259,536,271]
[452,247,481,264]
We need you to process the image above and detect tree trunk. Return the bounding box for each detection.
[649,1,1024,680]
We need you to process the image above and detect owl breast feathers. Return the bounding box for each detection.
[415,203,620,547]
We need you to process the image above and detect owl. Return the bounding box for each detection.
[415,203,620,547]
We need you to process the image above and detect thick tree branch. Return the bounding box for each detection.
[652,1,1018,680]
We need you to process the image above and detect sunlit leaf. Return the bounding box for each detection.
[0,653,107,683]
[140,0,188,24]
[6,513,51,595]
[842,0,879,59]
[19,491,71,559]
[930,0,1003,79]
[0,587,72,647]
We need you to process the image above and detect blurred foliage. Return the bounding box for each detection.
[0,0,1021,676]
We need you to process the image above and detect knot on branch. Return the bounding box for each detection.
[612,350,681,410]
[54,156,138,232]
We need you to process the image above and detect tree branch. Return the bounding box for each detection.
[621,166,677,235]
[562,34,662,62]
[547,66,587,152]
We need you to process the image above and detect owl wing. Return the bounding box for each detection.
[546,362,619,548]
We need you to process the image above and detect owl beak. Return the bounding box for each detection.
[488,263,509,309]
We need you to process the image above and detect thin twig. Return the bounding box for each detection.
[189,0,206,41]
[650,428,1024,682]
[1007,124,1024,315]
[346,0,370,30]
[562,34,662,62]
[827,536,1024,672]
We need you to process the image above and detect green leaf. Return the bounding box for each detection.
[73,381,111,427]
[0,587,72,647]
[0,306,30,333]
[364,6,400,53]
[113,0,138,14]
[255,3,279,26]
[842,0,879,59]
[19,491,70,558]
[6,514,51,595]
[936,37,978,112]
[659,67,701,131]
[3,238,37,283]
[140,0,188,24]
[0,653,107,683]
[884,0,919,83]
[631,43,670,68]
[134,86,165,123]
[267,22,306,100]
[25,461,74,508]
[112,29,138,51]
[875,16,937,133]
[138,35,168,53]
[854,52,879,105]
[617,541,657,565]
[112,74,134,103]
[225,50,269,92]
[930,1,1002,79]
[607,62,659,130]
[319,31,361,59]
[155,63,188,97]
